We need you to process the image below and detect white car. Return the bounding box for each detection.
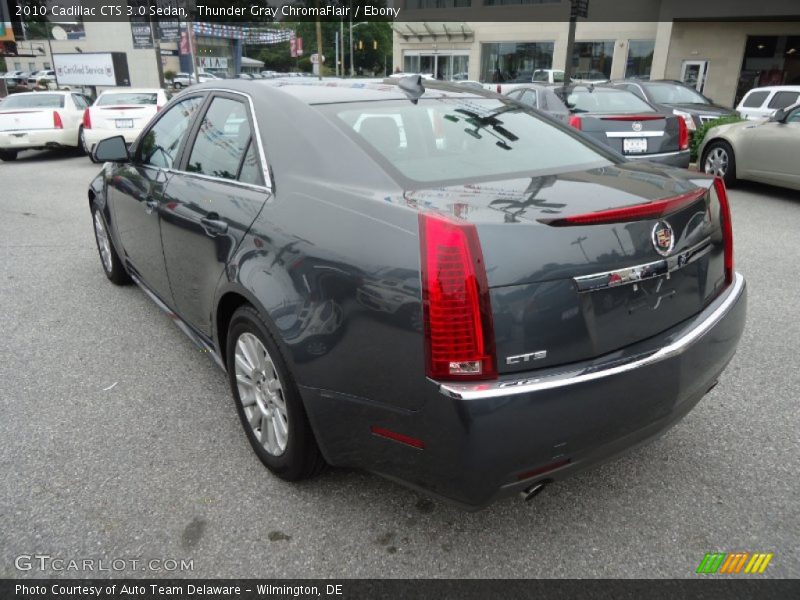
[0,91,89,161]
[27,70,56,85]
[173,71,220,88]
[736,85,800,120]
[82,88,168,155]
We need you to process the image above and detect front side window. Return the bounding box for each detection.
[186,97,252,181]
[138,96,204,169]
[768,91,800,109]
[327,98,612,185]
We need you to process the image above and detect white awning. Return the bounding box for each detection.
[241,56,265,67]
[392,22,474,42]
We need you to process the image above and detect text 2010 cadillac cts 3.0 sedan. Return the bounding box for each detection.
[88,78,746,508]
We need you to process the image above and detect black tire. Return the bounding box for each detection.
[78,127,90,157]
[91,205,131,285]
[226,305,326,481]
[0,149,18,162]
[701,140,737,187]
[173,82,182,89]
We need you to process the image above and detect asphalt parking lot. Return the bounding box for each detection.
[1,149,798,579]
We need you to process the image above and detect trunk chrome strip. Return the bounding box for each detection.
[605,131,664,138]
[572,237,712,292]
[438,272,744,401]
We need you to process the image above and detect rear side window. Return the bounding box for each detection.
[328,98,611,185]
[741,91,769,108]
[186,97,252,181]
[768,91,800,109]
[521,90,537,107]
[1,94,64,109]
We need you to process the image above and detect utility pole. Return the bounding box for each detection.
[563,0,589,87]
[349,2,354,77]
[334,32,339,77]
[315,4,323,80]
[340,18,344,77]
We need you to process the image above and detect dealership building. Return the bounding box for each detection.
[392,0,800,107]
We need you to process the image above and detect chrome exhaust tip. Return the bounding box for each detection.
[520,482,547,502]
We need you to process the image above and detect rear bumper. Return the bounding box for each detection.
[301,273,746,508]
[84,127,141,151]
[0,128,79,150]
[626,149,691,168]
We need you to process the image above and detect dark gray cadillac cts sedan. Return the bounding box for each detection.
[88,78,746,508]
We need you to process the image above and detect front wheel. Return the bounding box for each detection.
[0,149,18,162]
[173,82,183,89]
[702,140,737,187]
[226,305,325,481]
[92,206,131,285]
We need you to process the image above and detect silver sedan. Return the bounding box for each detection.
[700,101,800,190]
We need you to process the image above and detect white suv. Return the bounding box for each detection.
[736,85,800,120]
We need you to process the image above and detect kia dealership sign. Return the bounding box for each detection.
[52,53,131,87]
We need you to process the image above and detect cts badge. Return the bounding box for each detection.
[506,350,547,365]
[651,220,675,256]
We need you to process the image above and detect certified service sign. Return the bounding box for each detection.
[53,53,117,86]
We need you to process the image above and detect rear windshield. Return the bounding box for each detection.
[97,92,158,106]
[642,83,709,104]
[1,94,65,109]
[325,98,612,185]
[566,89,655,114]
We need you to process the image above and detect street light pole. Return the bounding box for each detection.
[349,3,354,77]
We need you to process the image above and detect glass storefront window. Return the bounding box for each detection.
[572,41,614,80]
[403,54,470,80]
[737,35,800,104]
[480,42,555,83]
[626,40,655,79]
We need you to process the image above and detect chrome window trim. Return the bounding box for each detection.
[605,131,664,138]
[167,168,271,194]
[170,87,273,191]
[438,272,744,401]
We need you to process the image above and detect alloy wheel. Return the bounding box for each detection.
[93,211,113,273]
[234,332,289,456]
[704,147,729,177]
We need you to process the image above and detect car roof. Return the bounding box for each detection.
[98,88,163,94]
[7,91,70,97]
[230,78,488,104]
[742,85,800,93]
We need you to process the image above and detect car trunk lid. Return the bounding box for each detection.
[572,112,680,157]
[410,162,730,375]
[0,109,58,131]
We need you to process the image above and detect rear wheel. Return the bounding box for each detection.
[226,305,325,481]
[0,149,18,162]
[173,82,183,89]
[79,127,90,156]
[702,140,736,187]
[92,206,131,285]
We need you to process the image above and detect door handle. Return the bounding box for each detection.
[145,200,158,214]
[200,214,228,237]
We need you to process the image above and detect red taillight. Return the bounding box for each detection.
[419,213,497,381]
[496,84,501,94]
[539,187,706,227]
[713,177,734,285]
[678,116,689,151]
[82,108,91,129]
[53,111,63,129]
[156,105,162,112]
[568,115,582,130]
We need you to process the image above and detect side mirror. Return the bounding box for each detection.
[770,108,787,123]
[92,135,129,163]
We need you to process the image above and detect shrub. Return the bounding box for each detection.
[163,70,177,84]
[691,115,745,163]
